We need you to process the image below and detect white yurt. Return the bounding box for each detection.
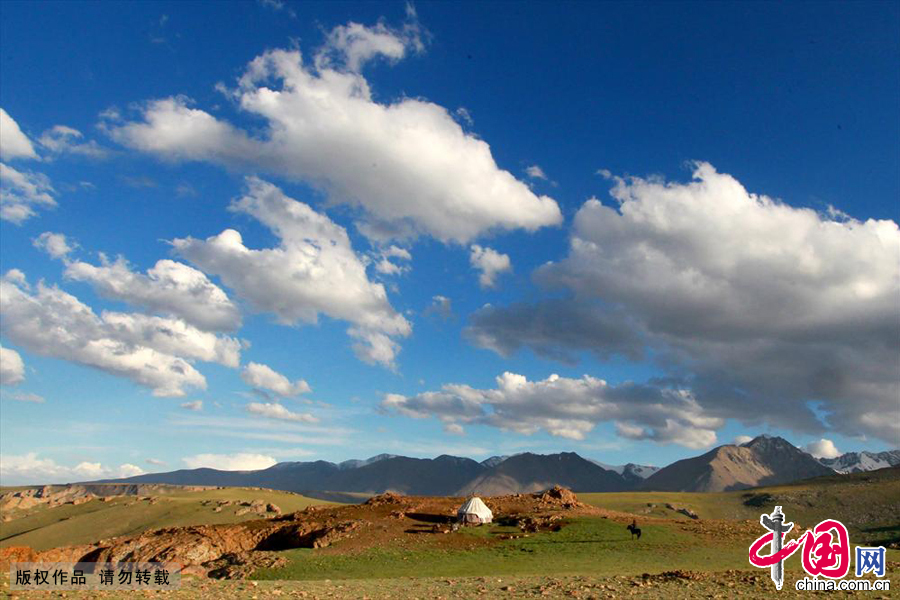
[457,496,493,525]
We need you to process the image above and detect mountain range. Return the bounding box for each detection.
[818,450,900,474]
[92,436,900,495]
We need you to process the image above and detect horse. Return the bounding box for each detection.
[627,524,641,539]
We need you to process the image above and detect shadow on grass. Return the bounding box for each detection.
[859,524,900,546]
[403,526,442,534]
[521,538,631,545]
[406,513,453,524]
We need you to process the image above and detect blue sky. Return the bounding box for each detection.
[1,1,897,484]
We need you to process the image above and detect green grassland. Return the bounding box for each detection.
[254,516,753,581]
[580,468,900,547]
[2,469,897,597]
[253,469,900,583]
[0,487,334,551]
[580,491,751,520]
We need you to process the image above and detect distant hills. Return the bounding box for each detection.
[92,436,899,495]
[459,452,629,495]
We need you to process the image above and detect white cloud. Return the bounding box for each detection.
[0,271,208,397]
[0,452,145,484]
[180,400,203,411]
[469,245,512,288]
[0,108,38,160]
[0,110,62,224]
[117,463,145,477]
[0,453,67,483]
[101,312,241,368]
[316,17,417,73]
[172,177,410,367]
[108,20,561,244]
[525,165,547,180]
[805,438,842,459]
[146,458,167,466]
[60,253,241,332]
[182,452,276,471]
[468,163,900,444]
[258,0,295,18]
[732,435,754,445]
[241,362,310,397]
[73,461,104,477]
[246,401,318,423]
[382,245,412,261]
[382,372,722,448]
[444,422,465,436]
[454,107,473,126]
[0,162,56,224]
[2,391,45,403]
[372,245,412,276]
[38,125,108,158]
[168,413,352,447]
[0,344,25,385]
[33,232,76,259]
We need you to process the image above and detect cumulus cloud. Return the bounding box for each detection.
[99,312,241,368]
[0,344,25,385]
[241,362,310,397]
[38,125,108,158]
[57,251,241,332]
[117,463,145,477]
[382,372,721,448]
[315,12,421,73]
[469,245,512,288]
[33,232,76,259]
[0,452,145,484]
[466,163,900,443]
[372,245,412,276]
[805,438,842,459]
[0,108,38,160]
[246,401,318,423]
[108,18,561,244]
[180,400,203,411]
[0,270,214,397]
[172,177,410,367]
[466,300,644,363]
[182,452,276,471]
[0,110,62,224]
[733,435,754,445]
[146,458,167,466]
[0,162,56,224]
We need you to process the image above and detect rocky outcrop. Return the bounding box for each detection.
[1,512,367,578]
[536,485,585,509]
[0,483,215,517]
[665,503,699,519]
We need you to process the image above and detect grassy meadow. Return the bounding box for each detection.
[0,487,333,551]
[253,516,753,581]
[581,470,900,547]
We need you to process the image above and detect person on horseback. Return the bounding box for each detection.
[627,518,641,540]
